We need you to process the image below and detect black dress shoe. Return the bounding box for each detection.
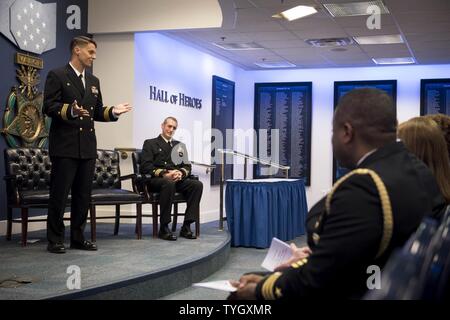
[47,242,66,254]
[158,226,177,241]
[70,240,98,251]
[180,224,197,239]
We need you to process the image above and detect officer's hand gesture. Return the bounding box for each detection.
[113,103,132,115]
[72,100,89,117]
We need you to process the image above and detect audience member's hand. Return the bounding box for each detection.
[72,100,89,117]
[274,244,312,271]
[228,274,263,300]
[113,103,132,115]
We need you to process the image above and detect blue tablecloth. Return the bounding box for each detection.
[225,179,307,248]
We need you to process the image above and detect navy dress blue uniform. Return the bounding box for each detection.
[140,135,203,226]
[43,64,117,244]
[255,142,446,300]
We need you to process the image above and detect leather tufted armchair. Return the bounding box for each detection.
[4,148,144,246]
[4,148,78,246]
[90,149,144,241]
[131,150,200,238]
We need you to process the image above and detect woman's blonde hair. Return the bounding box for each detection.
[424,113,450,161]
[398,117,450,203]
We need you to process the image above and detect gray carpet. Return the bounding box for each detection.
[0,221,229,300]
[160,235,307,300]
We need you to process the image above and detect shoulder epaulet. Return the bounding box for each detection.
[325,168,393,258]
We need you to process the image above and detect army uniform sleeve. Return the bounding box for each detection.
[140,140,167,177]
[92,81,118,123]
[255,173,385,299]
[43,70,77,121]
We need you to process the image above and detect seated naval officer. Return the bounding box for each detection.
[140,117,203,241]
[228,88,446,300]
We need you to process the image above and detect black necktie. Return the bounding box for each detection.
[79,74,85,95]
[168,140,172,148]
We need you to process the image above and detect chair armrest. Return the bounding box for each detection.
[134,173,153,183]
[119,174,136,181]
[3,174,17,181]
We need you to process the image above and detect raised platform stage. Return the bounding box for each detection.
[0,221,230,300]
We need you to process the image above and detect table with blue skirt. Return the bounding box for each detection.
[225,178,307,248]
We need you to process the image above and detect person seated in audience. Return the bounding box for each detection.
[228,88,446,300]
[424,113,450,162]
[277,115,450,270]
[398,117,450,204]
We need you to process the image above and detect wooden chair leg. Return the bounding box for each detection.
[90,205,97,242]
[172,204,178,232]
[152,203,158,238]
[114,204,120,235]
[136,203,142,240]
[21,207,28,247]
[6,207,12,241]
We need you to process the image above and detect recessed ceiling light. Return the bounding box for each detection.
[323,1,389,17]
[254,61,296,68]
[212,42,264,50]
[372,57,415,65]
[272,5,317,21]
[354,34,404,45]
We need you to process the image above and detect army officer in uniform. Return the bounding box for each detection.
[140,117,203,241]
[44,36,132,253]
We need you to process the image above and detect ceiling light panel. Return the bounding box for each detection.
[323,1,389,17]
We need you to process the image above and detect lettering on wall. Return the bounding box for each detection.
[149,85,202,109]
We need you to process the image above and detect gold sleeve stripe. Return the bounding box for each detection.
[155,169,164,177]
[61,104,70,120]
[262,272,282,300]
[104,106,112,121]
[325,168,393,258]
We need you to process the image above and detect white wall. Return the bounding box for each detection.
[134,32,240,222]
[235,64,450,207]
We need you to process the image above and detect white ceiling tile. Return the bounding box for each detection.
[256,39,311,49]
[398,22,450,35]
[333,15,396,28]
[384,0,450,13]
[239,31,299,41]
[344,24,400,36]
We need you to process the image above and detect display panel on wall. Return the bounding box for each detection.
[211,75,235,185]
[254,82,312,185]
[333,80,397,183]
[420,79,450,115]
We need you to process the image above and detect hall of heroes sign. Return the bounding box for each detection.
[149,85,202,109]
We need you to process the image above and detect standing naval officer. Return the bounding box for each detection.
[44,36,132,253]
[229,88,446,299]
[140,117,203,241]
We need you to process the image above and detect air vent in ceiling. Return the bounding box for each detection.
[305,37,354,48]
